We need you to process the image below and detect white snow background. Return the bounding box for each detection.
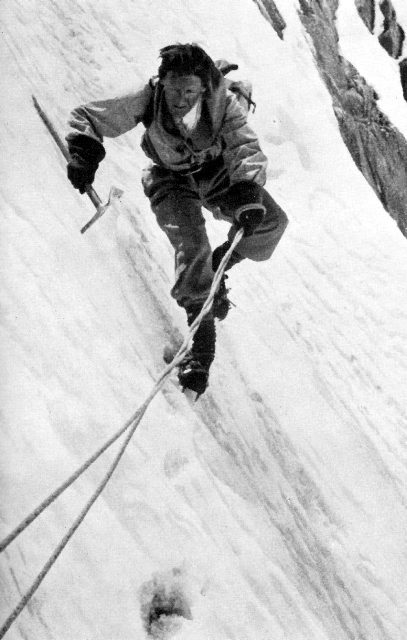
[1,0,407,638]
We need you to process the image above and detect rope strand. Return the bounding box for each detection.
[0,229,243,637]
[0,409,141,554]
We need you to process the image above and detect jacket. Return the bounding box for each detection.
[66,75,268,186]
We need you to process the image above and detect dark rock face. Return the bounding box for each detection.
[355,0,375,32]
[400,58,407,100]
[355,0,405,61]
[355,0,407,104]
[296,0,407,236]
[253,0,286,39]
[378,0,405,58]
[335,63,407,235]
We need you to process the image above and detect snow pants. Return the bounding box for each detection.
[142,156,288,310]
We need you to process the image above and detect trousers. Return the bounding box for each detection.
[142,157,288,309]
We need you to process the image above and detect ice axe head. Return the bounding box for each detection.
[80,185,124,234]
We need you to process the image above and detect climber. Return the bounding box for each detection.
[66,43,288,395]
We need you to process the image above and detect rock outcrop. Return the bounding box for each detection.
[378,0,405,58]
[355,0,405,58]
[400,58,407,100]
[356,0,407,106]
[335,63,407,236]
[296,0,407,236]
[253,0,286,39]
[355,0,375,33]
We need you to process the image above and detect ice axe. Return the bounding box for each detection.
[32,95,123,234]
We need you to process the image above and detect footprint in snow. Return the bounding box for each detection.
[139,567,192,638]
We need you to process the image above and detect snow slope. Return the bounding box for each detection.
[1,0,407,638]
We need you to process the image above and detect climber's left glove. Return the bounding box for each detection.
[228,181,266,237]
[234,204,266,237]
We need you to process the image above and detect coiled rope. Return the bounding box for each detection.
[0,228,243,638]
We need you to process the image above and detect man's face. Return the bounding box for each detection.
[162,72,205,118]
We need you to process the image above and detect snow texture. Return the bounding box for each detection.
[1,0,407,638]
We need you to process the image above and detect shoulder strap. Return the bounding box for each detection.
[141,77,159,129]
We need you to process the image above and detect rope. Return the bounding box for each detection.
[0,228,243,638]
[0,411,140,554]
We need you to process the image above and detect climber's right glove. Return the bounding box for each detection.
[67,134,106,194]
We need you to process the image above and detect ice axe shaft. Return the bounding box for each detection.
[32,95,123,233]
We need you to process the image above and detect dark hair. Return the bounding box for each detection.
[158,43,221,90]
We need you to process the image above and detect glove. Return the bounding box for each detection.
[212,181,265,270]
[227,181,266,237]
[67,157,98,194]
[67,134,106,194]
[234,204,265,237]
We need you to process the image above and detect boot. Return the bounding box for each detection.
[211,241,244,321]
[178,306,216,395]
[213,275,233,321]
